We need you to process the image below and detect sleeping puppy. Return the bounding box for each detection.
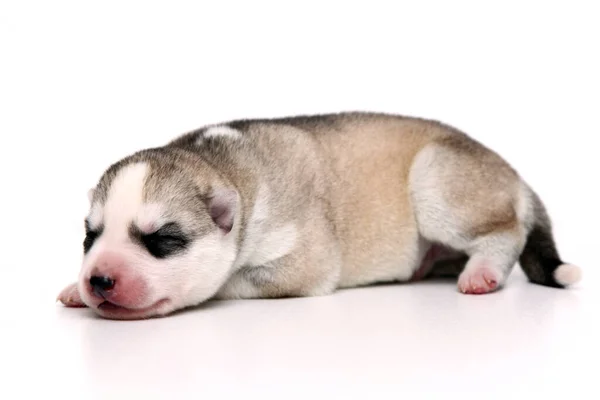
[57,112,581,320]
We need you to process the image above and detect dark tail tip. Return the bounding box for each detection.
[519,225,581,288]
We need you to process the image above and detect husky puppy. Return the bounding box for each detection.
[57,112,581,319]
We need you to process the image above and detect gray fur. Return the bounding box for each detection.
[59,112,581,319]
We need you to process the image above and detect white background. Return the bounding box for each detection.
[1,1,599,399]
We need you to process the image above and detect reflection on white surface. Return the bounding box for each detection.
[3,270,594,399]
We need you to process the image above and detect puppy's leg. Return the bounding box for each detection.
[409,139,527,294]
[216,245,341,300]
[57,282,87,307]
[216,216,342,300]
[456,231,524,294]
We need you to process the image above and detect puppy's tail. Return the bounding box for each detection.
[519,187,581,288]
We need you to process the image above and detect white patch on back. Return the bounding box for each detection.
[203,125,242,140]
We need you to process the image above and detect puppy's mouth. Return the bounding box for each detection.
[98,301,128,310]
[96,298,170,320]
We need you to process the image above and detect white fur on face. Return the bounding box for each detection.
[157,230,238,310]
[135,202,169,234]
[78,162,152,306]
[78,161,240,317]
[88,202,103,230]
[103,162,147,238]
[83,162,149,261]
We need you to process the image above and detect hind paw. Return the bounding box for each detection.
[458,266,502,294]
[57,282,87,307]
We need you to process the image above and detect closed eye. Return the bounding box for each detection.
[134,222,189,258]
[83,220,102,254]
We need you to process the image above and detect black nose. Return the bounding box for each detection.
[90,275,115,297]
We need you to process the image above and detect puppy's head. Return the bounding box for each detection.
[78,149,240,319]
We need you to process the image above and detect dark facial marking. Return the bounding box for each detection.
[83,220,102,254]
[130,222,190,259]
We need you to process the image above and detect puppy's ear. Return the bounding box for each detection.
[87,188,95,204]
[207,188,238,234]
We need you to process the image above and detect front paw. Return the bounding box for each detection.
[57,282,87,307]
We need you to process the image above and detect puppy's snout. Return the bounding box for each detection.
[90,275,115,297]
